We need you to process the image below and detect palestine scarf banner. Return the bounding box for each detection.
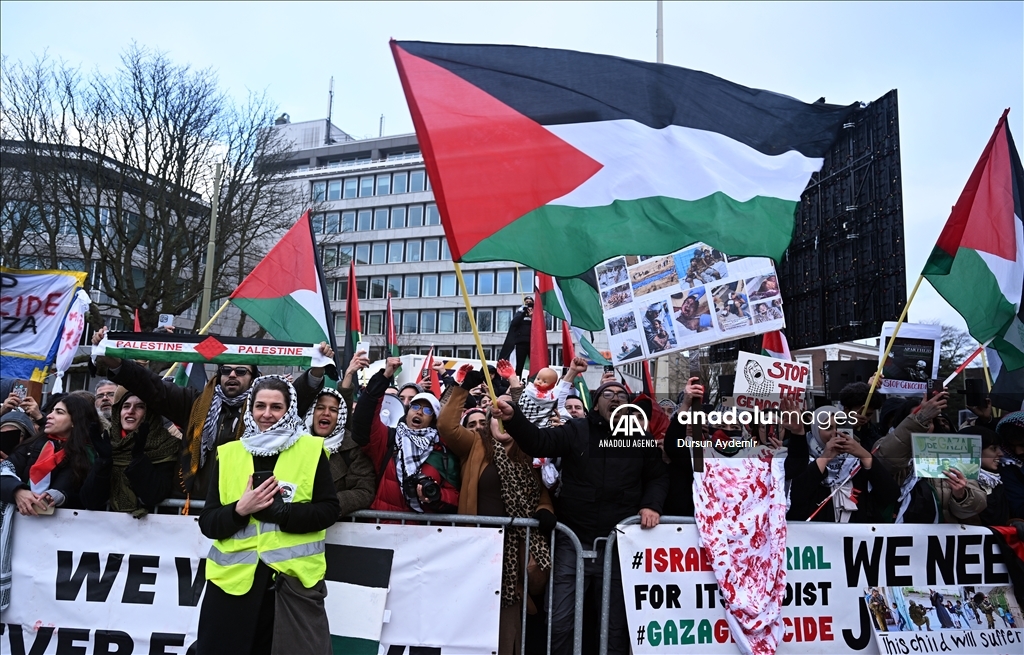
[93,332,336,375]
[391,41,860,277]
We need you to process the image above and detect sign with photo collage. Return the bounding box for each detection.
[596,243,785,365]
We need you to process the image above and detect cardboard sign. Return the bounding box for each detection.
[878,322,941,395]
[732,352,810,410]
[912,433,982,480]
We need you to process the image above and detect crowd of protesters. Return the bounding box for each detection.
[3,323,1024,655]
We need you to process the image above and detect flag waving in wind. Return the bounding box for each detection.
[923,110,1024,369]
[391,41,860,276]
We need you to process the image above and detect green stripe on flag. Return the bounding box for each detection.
[464,193,796,277]
[925,247,1018,343]
[103,348,315,367]
[231,295,328,343]
[330,635,379,655]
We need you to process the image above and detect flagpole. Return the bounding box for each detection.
[980,347,993,392]
[165,301,231,378]
[453,261,500,406]
[863,274,924,411]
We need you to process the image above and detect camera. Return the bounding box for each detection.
[403,473,441,505]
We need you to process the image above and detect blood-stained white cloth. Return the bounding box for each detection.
[693,446,788,655]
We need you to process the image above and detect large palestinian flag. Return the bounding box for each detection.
[391,41,859,277]
[229,212,337,349]
[924,110,1024,369]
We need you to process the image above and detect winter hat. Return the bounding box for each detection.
[959,425,998,450]
[399,382,424,396]
[461,407,487,427]
[594,381,628,398]
[0,410,37,438]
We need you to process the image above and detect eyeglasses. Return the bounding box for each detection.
[219,366,251,377]
[95,391,116,399]
[410,404,435,416]
[600,390,629,401]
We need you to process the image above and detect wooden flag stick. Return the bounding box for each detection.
[165,300,231,378]
[863,274,924,412]
[453,261,500,408]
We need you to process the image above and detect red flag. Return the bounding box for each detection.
[419,347,442,399]
[133,309,141,332]
[530,289,549,374]
[386,293,399,358]
[343,258,362,369]
[642,359,655,397]
[561,320,574,367]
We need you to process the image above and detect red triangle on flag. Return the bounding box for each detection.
[391,42,603,261]
[230,212,319,300]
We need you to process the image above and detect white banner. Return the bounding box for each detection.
[618,524,1021,654]
[52,289,92,393]
[878,322,942,395]
[1,510,502,654]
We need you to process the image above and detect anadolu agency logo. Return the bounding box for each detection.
[610,404,649,438]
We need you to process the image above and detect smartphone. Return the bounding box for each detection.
[964,378,988,407]
[837,428,854,439]
[252,470,275,488]
[12,384,27,400]
[701,380,711,406]
[355,341,368,357]
[929,380,945,399]
[603,365,615,372]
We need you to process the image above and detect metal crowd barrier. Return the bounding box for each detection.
[155,502,587,655]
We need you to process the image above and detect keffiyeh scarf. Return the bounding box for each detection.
[394,422,438,513]
[303,388,349,454]
[240,376,305,457]
[198,385,249,467]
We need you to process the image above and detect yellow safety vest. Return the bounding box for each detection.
[205,435,327,595]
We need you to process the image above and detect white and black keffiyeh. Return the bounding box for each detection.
[199,385,250,466]
[303,388,348,454]
[394,422,438,513]
[808,406,861,522]
[241,376,306,457]
[518,384,558,426]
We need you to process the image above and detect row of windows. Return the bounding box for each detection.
[334,307,560,336]
[311,169,430,202]
[327,270,535,300]
[320,235,451,267]
[312,204,441,234]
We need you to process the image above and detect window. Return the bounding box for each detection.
[457,310,471,333]
[391,206,406,229]
[356,278,368,300]
[441,238,451,260]
[312,181,326,202]
[440,273,456,296]
[410,170,425,192]
[366,313,383,335]
[334,314,346,336]
[421,310,436,334]
[477,272,494,295]
[328,180,342,201]
[456,347,474,359]
[546,313,556,331]
[424,239,440,261]
[437,347,454,358]
[477,309,493,332]
[360,176,374,197]
[376,174,391,196]
[496,308,513,333]
[422,274,438,297]
[497,270,515,294]
[310,213,324,233]
[387,276,402,298]
[371,243,387,264]
[439,310,455,334]
[374,209,389,230]
[344,178,358,199]
[426,204,440,226]
[459,272,475,295]
[324,213,340,234]
[334,278,348,301]
[357,210,372,231]
[355,244,370,265]
[393,172,408,194]
[408,205,423,227]
[518,269,534,293]
[406,240,421,262]
[341,211,355,232]
[403,311,418,334]
[388,241,404,263]
[405,275,420,298]
[339,245,353,265]
[321,245,337,268]
[369,277,386,299]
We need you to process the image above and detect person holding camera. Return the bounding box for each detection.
[498,296,534,377]
[352,357,459,514]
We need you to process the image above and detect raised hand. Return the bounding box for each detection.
[496,360,514,379]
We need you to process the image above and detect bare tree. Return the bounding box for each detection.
[1,47,303,333]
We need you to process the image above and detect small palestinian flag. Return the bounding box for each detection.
[229,212,337,349]
[537,272,610,365]
[385,293,401,377]
[342,258,362,372]
[391,41,859,276]
[924,110,1024,369]
[761,331,791,360]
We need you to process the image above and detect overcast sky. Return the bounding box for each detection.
[2,1,1022,335]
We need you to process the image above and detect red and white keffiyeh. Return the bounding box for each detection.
[694,447,787,655]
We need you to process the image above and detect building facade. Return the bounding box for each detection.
[275,119,579,364]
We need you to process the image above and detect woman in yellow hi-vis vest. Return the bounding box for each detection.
[197,376,339,655]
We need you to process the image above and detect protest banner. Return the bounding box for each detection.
[618,523,1021,654]
[912,433,983,480]
[878,322,942,395]
[732,351,811,410]
[0,267,87,381]
[51,289,92,393]
[1,510,502,655]
[597,243,785,365]
[92,332,335,369]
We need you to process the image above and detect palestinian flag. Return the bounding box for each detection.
[924,110,1024,369]
[325,543,393,655]
[391,41,859,277]
[341,258,362,371]
[229,212,337,351]
[172,362,208,391]
[385,293,401,376]
[761,331,791,360]
[93,332,335,370]
[537,272,610,365]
